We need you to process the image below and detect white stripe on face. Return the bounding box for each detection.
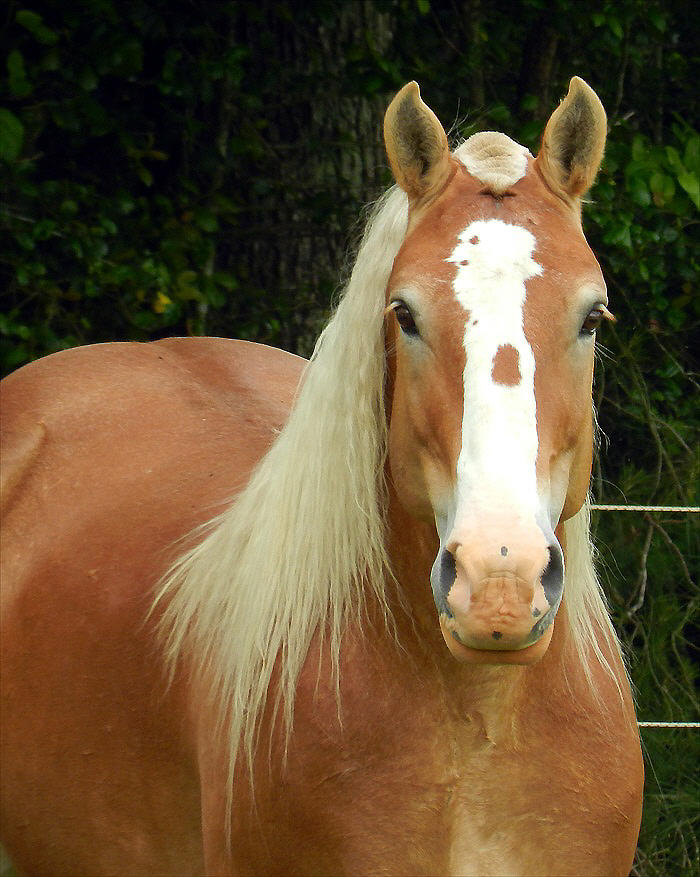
[447,219,543,526]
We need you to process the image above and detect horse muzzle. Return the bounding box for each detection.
[430,519,564,664]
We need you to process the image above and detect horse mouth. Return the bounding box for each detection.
[438,612,555,665]
[444,605,556,651]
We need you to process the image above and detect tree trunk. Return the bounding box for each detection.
[228,1,394,355]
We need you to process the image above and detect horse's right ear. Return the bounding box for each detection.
[384,82,451,202]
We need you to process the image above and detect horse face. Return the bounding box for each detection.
[384,81,609,664]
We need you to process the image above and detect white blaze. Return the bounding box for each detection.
[447,219,542,525]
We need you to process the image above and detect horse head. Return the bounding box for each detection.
[383,79,610,665]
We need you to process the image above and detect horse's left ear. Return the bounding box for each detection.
[537,77,607,202]
[384,82,451,202]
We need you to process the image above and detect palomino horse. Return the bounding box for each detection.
[1,78,643,875]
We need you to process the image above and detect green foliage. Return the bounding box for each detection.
[1,1,698,872]
[1,2,258,368]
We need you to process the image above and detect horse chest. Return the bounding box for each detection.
[247,710,569,876]
[280,708,623,877]
[443,775,557,877]
[438,728,631,877]
[248,645,599,876]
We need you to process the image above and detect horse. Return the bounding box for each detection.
[0,77,643,876]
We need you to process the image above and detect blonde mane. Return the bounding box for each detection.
[154,162,623,807]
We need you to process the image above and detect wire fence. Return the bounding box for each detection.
[590,504,700,513]
[590,502,699,731]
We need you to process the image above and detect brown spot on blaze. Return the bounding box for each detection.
[491,344,521,386]
[469,235,479,245]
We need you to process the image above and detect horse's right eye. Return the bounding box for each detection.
[393,302,419,336]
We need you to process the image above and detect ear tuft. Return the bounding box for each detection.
[384,82,451,201]
[537,77,607,203]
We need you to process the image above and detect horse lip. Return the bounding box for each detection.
[450,628,533,652]
[438,614,555,665]
[442,607,555,651]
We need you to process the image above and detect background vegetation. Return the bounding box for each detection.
[1,1,698,873]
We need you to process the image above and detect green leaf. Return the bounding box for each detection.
[628,177,651,207]
[684,135,700,173]
[194,208,219,232]
[0,108,25,161]
[631,135,647,162]
[605,224,632,249]
[137,165,153,187]
[176,269,198,290]
[212,272,239,291]
[649,172,675,206]
[416,0,430,13]
[16,8,42,31]
[664,146,684,175]
[204,278,226,308]
[607,15,623,39]
[677,172,699,209]
[7,50,32,98]
[59,199,78,215]
[15,9,58,45]
[649,9,667,31]
[132,311,159,330]
[34,219,56,240]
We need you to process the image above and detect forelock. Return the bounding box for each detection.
[454,132,530,195]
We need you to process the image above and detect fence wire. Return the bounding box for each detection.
[591,502,699,730]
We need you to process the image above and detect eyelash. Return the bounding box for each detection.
[389,300,419,336]
[580,304,615,336]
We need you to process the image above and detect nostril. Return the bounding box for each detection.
[540,540,565,608]
[430,546,458,618]
[439,547,457,590]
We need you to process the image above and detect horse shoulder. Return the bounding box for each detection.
[0,338,305,875]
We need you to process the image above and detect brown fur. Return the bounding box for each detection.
[491,344,522,386]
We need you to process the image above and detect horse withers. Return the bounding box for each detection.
[0,78,643,876]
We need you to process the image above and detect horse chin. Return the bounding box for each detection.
[438,615,554,665]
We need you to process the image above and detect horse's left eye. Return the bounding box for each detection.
[580,307,605,336]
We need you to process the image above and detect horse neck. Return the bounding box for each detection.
[380,484,572,743]
[380,487,528,742]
